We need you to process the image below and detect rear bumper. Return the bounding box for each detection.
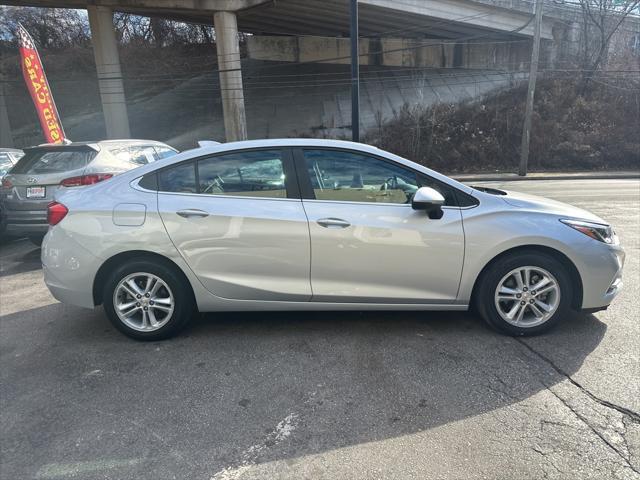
[4,208,48,236]
[42,227,101,309]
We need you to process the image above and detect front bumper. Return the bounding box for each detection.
[577,242,625,310]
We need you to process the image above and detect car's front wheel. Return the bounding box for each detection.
[103,260,195,340]
[475,252,573,336]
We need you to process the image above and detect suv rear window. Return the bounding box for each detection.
[11,149,97,175]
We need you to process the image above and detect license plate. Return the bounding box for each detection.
[26,186,46,198]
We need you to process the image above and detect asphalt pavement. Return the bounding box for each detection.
[0,178,638,480]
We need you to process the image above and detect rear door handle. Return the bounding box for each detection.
[177,209,209,218]
[317,217,351,229]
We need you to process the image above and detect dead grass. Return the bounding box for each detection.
[366,78,640,174]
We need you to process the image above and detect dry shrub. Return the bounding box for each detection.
[368,78,640,173]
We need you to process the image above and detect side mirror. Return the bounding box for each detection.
[412,187,445,219]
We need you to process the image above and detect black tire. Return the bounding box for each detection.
[103,259,195,340]
[475,251,573,336]
[28,235,44,246]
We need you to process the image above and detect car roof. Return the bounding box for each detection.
[176,138,385,161]
[29,139,175,150]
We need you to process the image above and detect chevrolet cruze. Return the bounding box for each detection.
[41,139,624,340]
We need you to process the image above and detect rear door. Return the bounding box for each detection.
[2,146,97,214]
[155,148,312,301]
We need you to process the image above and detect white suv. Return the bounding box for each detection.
[0,139,176,244]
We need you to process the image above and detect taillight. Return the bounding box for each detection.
[60,173,113,187]
[47,201,68,226]
[1,178,12,188]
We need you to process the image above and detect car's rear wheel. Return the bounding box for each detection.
[103,260,194,340]
[475,252,573,336]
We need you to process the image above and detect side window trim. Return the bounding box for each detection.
[292,147,469,207]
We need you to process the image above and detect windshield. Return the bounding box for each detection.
[11,149,97,175]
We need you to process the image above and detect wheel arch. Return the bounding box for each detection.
[470,245,583,311]
[93,250,195,307]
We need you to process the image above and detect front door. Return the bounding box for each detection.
[157,148,311,301]
[298,148,465,303]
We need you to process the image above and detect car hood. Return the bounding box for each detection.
[500,189,608,224]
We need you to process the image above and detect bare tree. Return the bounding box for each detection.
[577,0,640,82]
[0,6,90,50]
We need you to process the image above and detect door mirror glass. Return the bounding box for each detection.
[412,187,445,218]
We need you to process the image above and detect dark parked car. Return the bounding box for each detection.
[0,148,25,238]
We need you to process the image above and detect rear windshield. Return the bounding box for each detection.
[11,149,97,175]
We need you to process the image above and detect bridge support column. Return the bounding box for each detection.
[214,11,247,141]
[0,75,14,147]
[87,5,131,139]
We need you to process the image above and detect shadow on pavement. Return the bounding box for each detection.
[0,244,41,277]
[0,302,607,479]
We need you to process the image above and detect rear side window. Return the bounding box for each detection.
[158,162,196,193]
[197,150,286,198]
[154,150,287,199]
[11,149,96,174]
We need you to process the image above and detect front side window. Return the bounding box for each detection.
[304,149,419,204]
[198,150,286,198]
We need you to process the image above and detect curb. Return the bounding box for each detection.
[452,172,640,182]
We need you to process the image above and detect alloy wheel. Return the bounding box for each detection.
[494,266,561,328]
[113,272,175,332]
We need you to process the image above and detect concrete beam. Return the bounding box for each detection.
[8,0,271,13]
[87,5,131,139]
[360,0,554,39]
[247,35,540,70]
[214,11,247,141]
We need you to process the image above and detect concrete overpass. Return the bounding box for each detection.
[6,0,572,143]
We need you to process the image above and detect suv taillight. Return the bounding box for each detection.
[47,202,68,226]
[60,173,113,187]
[1,178,12,188]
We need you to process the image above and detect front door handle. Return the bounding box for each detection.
[317,217,351,229]
[177,209,209,218]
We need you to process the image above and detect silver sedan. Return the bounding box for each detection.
[41,139,625,340]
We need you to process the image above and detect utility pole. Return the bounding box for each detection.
[350,0,360,142]
[519,0,544,176]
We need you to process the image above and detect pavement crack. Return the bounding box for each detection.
[514,338,640,474]
[543,381,639,473]
[515,338,640,423]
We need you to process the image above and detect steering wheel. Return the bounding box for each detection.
[380,176,398,191]
[202,175,224,194]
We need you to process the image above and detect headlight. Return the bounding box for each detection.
[560,219,617,244]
